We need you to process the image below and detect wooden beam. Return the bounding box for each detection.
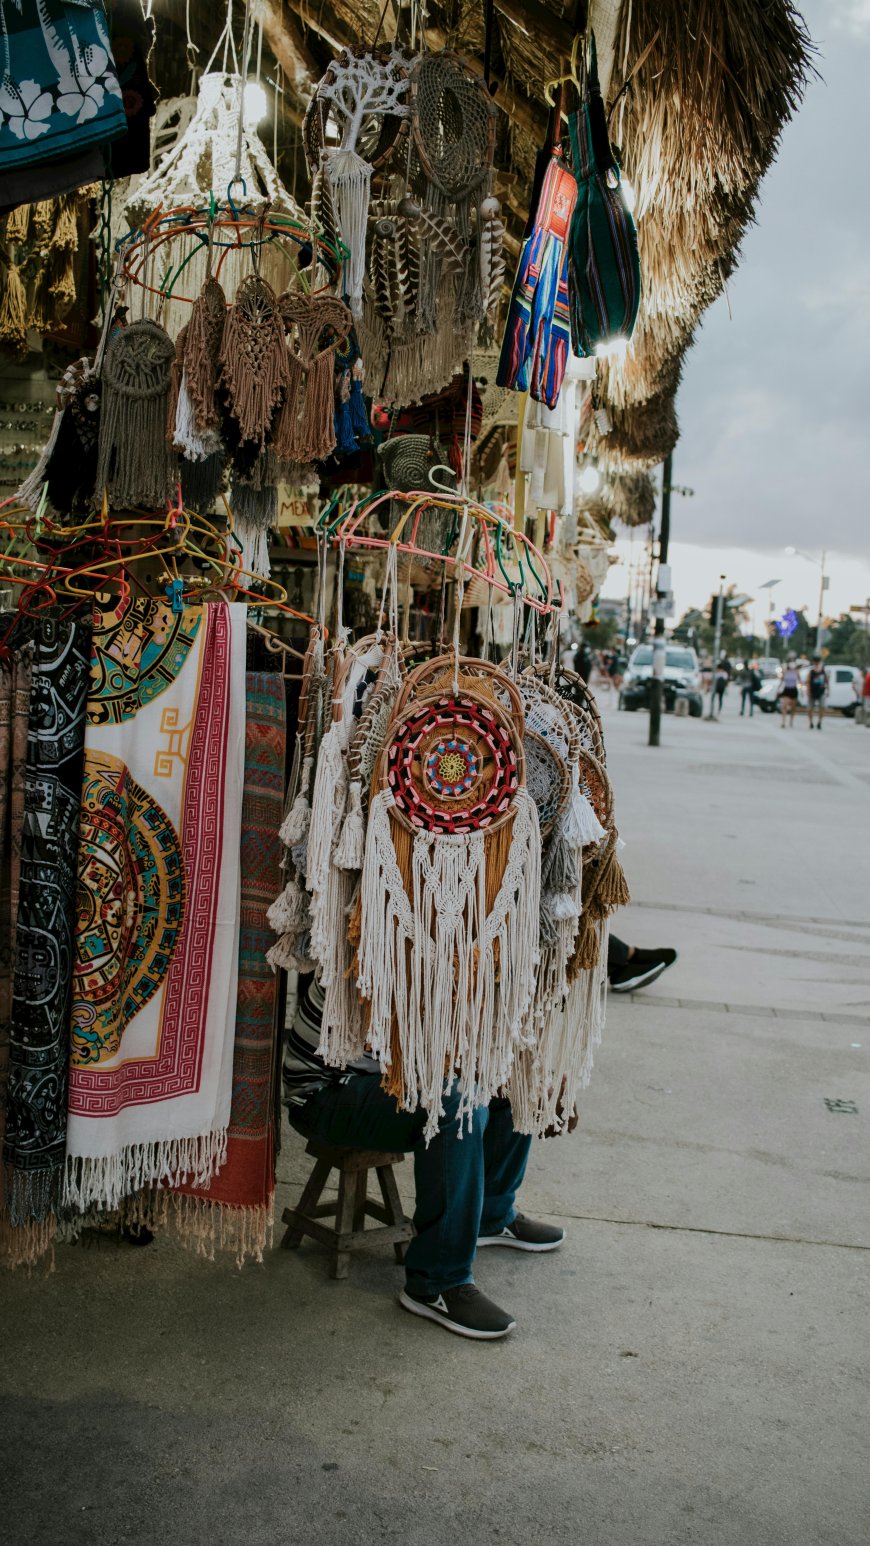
[254,0,317,90]
[492,0,576,59]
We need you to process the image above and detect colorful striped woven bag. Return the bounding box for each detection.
[496,95,577,409]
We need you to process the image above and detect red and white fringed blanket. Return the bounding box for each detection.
[63,599,246,1215]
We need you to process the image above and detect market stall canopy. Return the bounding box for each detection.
[191,0,812,469]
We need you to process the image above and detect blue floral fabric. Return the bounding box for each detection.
[0,0,126,169]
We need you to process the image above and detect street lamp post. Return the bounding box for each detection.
[785,546,828,651]
[759,578,782,659]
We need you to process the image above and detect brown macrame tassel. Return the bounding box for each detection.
[31,201,53,246]
[184,275,226,433]
[219,274,290,447]
[27,263,51,332]
[95,318,177,510]
[273,291,352,462]
[4,203,30,244]
[568,909,601,973]
[594,838,631,912]
[49,194,78,255]
[49,250,76,316]
[0,261,28,353]
[271,352,304,461]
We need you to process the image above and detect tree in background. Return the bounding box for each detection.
[583,613,621,651]
[674,585,758,658]
[823,613,870,668]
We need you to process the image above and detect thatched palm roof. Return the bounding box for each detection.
[152,0,813,467]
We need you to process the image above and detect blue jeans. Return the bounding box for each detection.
[292,1075,532,1298]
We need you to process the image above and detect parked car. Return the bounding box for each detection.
[619,644,704,717]
[754,664,862,716]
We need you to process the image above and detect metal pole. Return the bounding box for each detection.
[648,453,672,747]
[816,550,827,651]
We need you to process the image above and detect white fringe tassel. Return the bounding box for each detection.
[324,147,372,318]
[359,788,541,1141]
[62,1128,228,1214]
[509,919,610,1136]
[172,370,223,460]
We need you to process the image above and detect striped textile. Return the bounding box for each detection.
[283,975,379,1111]
[496,154,577,409]
[175,671,287,1264]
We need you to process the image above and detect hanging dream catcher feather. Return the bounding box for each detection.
[303,47,413,316]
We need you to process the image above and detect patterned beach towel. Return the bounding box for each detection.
[0,0,126,170]
[174,671,286,1265]
[3,619,90,1268]
[63,598,246,1214]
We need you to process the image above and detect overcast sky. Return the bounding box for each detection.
[601,0,870,631]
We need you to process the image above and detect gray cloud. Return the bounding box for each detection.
[672,0,870,560]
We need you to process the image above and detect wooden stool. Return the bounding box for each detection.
[281,1140,414,1280]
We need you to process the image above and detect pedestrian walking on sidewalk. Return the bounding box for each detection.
[807,656,828,729]
[780,659,800,727]
[710,656,732,718]
[739,662,761,716]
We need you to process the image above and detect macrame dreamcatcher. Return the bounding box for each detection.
[94,319,177,510]
[357,653,541,1139]
[304,47,413,317]
[505,671,610,1136]
[219,273,291,449]
[273,292,353,464]
[409,52,502,337]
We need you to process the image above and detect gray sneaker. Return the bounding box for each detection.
[399,1284,516,1340]
[477,1213,565,1251]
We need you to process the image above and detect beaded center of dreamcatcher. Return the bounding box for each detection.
[387,692,519,833]
[426,739,479,798]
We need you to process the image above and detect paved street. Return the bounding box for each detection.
[2,691,868,1546]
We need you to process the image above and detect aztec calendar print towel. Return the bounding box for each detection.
[63,598,246,1213]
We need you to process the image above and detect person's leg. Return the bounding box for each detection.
[293,1072,424,1154]
[479,1098,533,1235]
[607,933,630,969]
[404,1084,489,1298]
[296,1075,497,1295]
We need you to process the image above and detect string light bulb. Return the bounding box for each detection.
[243,82,268,124]
[578,463,601,495]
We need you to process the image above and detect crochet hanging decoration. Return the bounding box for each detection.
[409,51,502,335]
[506,674,609,1137]
[94,319,177,510]
[219,273,291,450]
[357,677,541,1140]
[273,292,353,464]
[124,72,302,230]
[304,48,412,317]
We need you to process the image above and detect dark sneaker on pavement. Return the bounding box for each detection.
[477,1213,565,1252]
[399,1284,516,1340]
[609,947,676,993]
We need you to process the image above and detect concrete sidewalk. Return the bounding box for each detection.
[2,694,868,1546]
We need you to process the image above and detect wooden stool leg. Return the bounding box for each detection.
[332,1165,357,1279]
[352,1169,368,1233]
[281,1158,333,1249]
[376,1163,410,1264]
